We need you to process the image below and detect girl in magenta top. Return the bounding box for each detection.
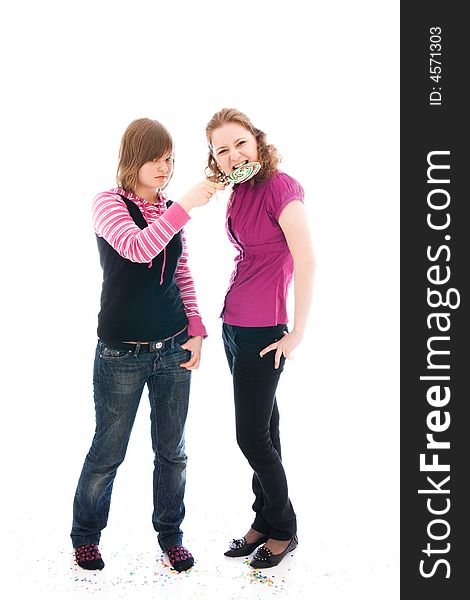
[206,108,315,569]
[222,170,305,327]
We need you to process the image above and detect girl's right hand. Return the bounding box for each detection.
[176,180,225,213]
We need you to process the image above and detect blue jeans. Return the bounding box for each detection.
[71,333,191,551]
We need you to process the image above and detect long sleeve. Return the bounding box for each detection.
[174,228,207,337]
[92,191,190,262]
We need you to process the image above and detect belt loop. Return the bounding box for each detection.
[171,334,175,349]
[133,342,141,357]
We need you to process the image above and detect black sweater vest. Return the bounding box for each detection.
[96,195,188,341]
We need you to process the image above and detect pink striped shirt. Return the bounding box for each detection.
[92,187,207,337]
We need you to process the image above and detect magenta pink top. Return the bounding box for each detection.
[222,172,304,327]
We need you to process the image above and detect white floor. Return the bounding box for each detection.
[6,494,398,600]
[3,340,399,600]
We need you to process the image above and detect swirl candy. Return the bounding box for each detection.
[228,161,261,184]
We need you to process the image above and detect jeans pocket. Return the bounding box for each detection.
[176,345,192,363]
[174,335,192,355]
[175,336,189,348]
[99,344,132,361]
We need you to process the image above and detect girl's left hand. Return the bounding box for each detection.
[180,336,203,370]
[259,330,303,369]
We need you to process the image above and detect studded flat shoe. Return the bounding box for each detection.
[224,535,269,557]
[249,535,298,569]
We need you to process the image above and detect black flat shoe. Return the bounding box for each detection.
[249,535,298,569]
[224,535,269,557]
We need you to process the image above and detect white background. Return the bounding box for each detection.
[1,1,399,598]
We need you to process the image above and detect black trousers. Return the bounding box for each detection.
[222,323,297,540]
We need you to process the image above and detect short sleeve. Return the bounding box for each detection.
[266,172,305,221]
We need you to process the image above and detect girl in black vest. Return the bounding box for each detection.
[71,118,223,572]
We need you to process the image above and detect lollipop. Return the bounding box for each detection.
[228,161,261,184]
